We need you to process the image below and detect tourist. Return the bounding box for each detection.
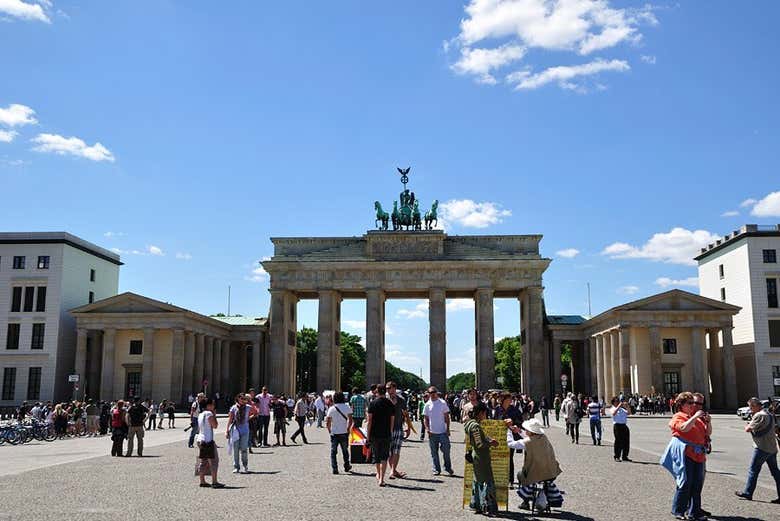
[507,419,564,511]
[610,397,631,462]
[99,401,110,435]
[188,393,204,448]
[349,387,366,429]
[314,394,326,428]
[226,393,252,474]
[661,392,711,520]
[326,391,353,474]
[126,397,148,457]
[166,400,176,428]
[158,400,167,429]
[271,394,288,446]
[247,388,259,448]
[461,388,480,422]
[286,394,295,420]
[290,392,309,444]
[553,394,562,422]
[563,392,582,444]
[465,402,499,516]
[561,394,571,435]
[387,381,410,479]
[366,384,394,486]
[85,400,99,436]
[735,397,780,503]
[257,386,272,447]
[587,396,603,445]
[147,399,157,431]
[539,396,550,428]
[494,392,522,487]
[196,398,224,488]
[110,400,127,457]
[424,386,453,476]
[53,403,68,437]
[418,391,428,440]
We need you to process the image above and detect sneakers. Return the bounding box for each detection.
[344,464,352,473]
[432,470,441,476]
[734,491,752,500]
[211,482,225,489]
[232,468,240,474]
[446,469,455,476]
[243,466,249,474]
[332,469,339,475]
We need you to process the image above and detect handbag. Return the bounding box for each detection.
[198,440,215,459]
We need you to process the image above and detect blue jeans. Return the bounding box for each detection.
[330,433,350,471]
[672,456,704,517]
[743,448,780,498]
[188,418,199,447]
[428,433,452,473]
[589,418,602,444]
[232,431,249,470]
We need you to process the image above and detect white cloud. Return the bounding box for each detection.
[0,103,37,126]
[342,319,366,332]
[740,198,757,208]
[103,231,125,238]
[396,302,428,320]
[451,44,526,85]
[720,210,739,217]
[439,199,511,228]
[655,277,698,289]
[617,285,639,295]
[0,0,50,23]
[447,299,474,312]
[147,245,164,256]
[601,227,720,266]
[386,345,424,368]
[640,54,656,64]
[750,191,780,217]
[31,133,115,162]
[556,248,580,258]
[175,252,192,260]
[0,129,17,143]
[449,0,655,90]
[110,247,144,256]
[508,58,629,91]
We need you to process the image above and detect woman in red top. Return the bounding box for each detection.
[110,400,127,457]
[668,392,712,520]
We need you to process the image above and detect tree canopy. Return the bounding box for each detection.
[447,372,475,391]
[494,335,522,391]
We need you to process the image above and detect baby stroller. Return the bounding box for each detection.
[517,480,564,515]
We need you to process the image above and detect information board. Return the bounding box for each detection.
[462,419,510,511]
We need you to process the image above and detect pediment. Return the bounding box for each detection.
[71,292,183,314]
[618,290,739,313]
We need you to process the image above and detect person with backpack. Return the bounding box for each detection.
[110,400,128,457]
[290,392,310,444]
[126,397,148,457]
[563,392,582,444]
[326,391,353,474]
[735,397,780,503]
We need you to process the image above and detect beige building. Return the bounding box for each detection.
[546,290,740,409]
[71,293,267,403]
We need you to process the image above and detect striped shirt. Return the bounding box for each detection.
[350,394,366,418]
[587,402,601,420]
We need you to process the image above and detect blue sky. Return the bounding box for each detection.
[2,1,779,379]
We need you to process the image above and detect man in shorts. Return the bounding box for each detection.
[271,395,288,446]
[387,381,410,479]
[366,384,395,487]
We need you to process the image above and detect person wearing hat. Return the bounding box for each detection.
[465,402,499,516]
[506,419,564,511]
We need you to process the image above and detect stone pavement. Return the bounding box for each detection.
[0,414,777,521]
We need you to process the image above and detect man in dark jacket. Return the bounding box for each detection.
[126,398,148,457]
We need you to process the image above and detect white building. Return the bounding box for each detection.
[0,233,120,405]
[696,224,780,401]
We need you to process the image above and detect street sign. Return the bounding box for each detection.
[560,374,568,382]
[68,374,79,382]
[74,383,79,391]
[203,379,208,387]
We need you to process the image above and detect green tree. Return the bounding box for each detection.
[340,331,366,391]
[385,361,427,391]
[495,335,522,391]
[447,372,475,391]
[296,327,318,393]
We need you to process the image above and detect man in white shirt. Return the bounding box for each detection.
[610,397,631,462]
[314,395,326,428]
[423,386,453,476]
[326,391,353,474]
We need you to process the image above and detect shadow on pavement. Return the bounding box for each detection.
[709,517,766,521]
[242,470,280,475]
[499,510,595,520]
[384,483,436,492]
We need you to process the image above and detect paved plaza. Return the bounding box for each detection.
[0,414,777,521]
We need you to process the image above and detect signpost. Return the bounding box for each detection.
[561,373,568,393]
[69,374,80,400]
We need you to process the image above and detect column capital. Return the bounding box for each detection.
[103,328,116,337]
[524,286,544,296]
[77,327,88,336]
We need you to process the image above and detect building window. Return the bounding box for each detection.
[23,287,35,312]
[770,320,780,348]
[768,278,779,309]
[2,368,16,400]
[129,340,143,355]
[773,366,780,396]
[720,288,726,302]
[90,269,95,282]
[12,256,25,269]
[663,371,680,396]
[27,367,41,400]
[663,338,678,354]
[35,287,46,312]
[11,287,22,312]
[88,291,94,304]
[31,323,45,350]
[37,256,50,269]
[6,323,20,350]
[126,371,141,399]
[718,264,724,279]
[764,249,777,263]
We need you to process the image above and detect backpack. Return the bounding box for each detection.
[128,405,146,426]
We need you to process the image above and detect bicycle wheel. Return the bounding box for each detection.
[43,425,57,442]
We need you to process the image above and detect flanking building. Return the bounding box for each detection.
[0,232,121,406]
[696,224,780,401]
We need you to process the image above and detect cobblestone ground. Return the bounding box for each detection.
[0,415,776,521]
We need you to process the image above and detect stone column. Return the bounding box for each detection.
[193,333,205,393]
[691,327,706,400]
[708,329,724,409]
[252,333,262,389]
[75,328,88,382]
[587,337,596,395]
[221,339,230,396]
[552,339,562,394]
[526,287,546,399]
[269,289,297,396]
[183,331,195,399]
[475,288,496,391]
[365,289,386,387]
[204,335,213,394]
[721,327,737,409]
[213,337,222,395]
[317,290,342,392]
[618,326,631,394]
[429,288,447,392]
[648,326,664,395]
[88,332,102,400]
[142,328,155,400]
[594,335,603,399]
[100,328,116,400]
[601,334,611,399]
[170,329,185,404]
[609,330,619,398]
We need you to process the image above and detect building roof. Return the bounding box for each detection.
[0,231,122,265]
[211,316,267,327]
[546,315,587,325]
[694,224,780,262]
